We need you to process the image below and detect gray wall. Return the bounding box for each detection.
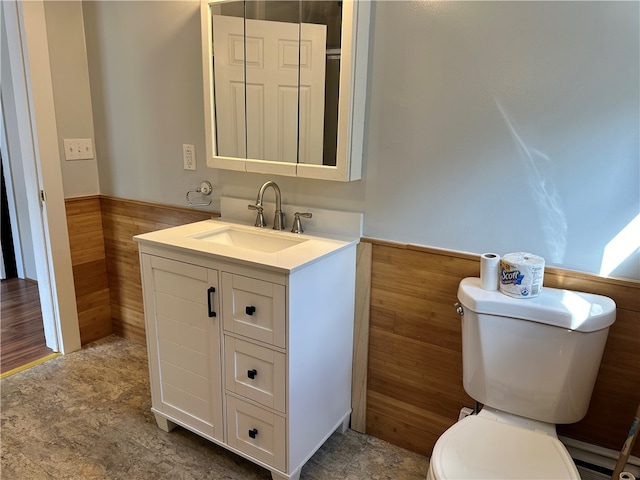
[363,1,639,279]
[62,1,639,279]
[44,1,100,198]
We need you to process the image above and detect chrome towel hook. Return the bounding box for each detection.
[186,181,213,207]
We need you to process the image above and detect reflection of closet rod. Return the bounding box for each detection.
[327,48,341,60]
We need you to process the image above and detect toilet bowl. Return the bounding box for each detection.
[427,408,580,479]
[427,277,616,480]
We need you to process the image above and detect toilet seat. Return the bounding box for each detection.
[429,414,580,479]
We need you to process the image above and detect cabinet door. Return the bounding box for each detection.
[221,273,286,348]
[142,255,223,441]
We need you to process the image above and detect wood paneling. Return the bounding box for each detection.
[65,196,111,344]
[63,197,639,459]
[99,196,215,344]
[363,239,640,458]
[351,242,372,433]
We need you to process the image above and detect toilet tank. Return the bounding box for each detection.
[457,277,616,424]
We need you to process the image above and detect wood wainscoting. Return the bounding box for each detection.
[64,197,639,459]
[99,196,215,344]
[364,239,640,458]
[65,196,112,344]
[65,196,215,345]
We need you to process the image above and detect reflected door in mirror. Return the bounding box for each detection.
[213,15,326,164]
[211,15,246,158]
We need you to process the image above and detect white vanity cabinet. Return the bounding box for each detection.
[136,225,357,480]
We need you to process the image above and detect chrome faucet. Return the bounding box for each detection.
[248,181,285,230]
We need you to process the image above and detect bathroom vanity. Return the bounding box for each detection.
[135,220,358,480]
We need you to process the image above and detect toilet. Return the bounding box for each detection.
[428,277,616,480]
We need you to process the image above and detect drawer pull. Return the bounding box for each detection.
[245,305,256,316]
[207,287,217,317]
[247,369,257,379]
[248,428,258,439]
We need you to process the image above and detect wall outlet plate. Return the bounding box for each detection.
[63,138,94,160]
[183,144,196,170]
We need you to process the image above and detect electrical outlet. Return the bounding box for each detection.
[183,144,196,170]
[63,138,94,160]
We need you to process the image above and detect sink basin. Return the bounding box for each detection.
[135,219,358,272]
[190,227,308,253]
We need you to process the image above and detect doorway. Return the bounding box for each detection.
[1,0,81,367]
[1,114,52,375]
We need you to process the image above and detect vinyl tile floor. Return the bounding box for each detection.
[1,335,429,480]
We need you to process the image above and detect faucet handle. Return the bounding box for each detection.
[248,203,266,228]
[291,212,312,234]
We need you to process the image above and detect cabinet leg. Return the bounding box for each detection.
[154,413,177,432]
[271,468,300,480]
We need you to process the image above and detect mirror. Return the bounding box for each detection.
[201,0,370,181]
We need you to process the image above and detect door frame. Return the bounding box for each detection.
[2,0,81,354]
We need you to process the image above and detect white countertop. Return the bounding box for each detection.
[134,219,359,273]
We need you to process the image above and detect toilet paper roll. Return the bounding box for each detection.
[620,473,636,480]
[480,253,500,291]
[499,252,545,298]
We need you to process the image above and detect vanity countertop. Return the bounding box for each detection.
[134,219,359,274]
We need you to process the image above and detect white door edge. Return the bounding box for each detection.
[3,0,81,354]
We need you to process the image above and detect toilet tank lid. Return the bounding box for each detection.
[458,277,616,332]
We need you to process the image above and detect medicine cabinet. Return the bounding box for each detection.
[200,0,370,181]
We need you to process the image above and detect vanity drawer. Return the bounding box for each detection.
[226,395,286,471]
[225,337,286,413]
[222,273,286,348]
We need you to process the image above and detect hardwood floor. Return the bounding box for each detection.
[1,278,53,374]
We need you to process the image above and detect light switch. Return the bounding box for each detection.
[63,138,94,160]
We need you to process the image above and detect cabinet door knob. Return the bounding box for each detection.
[245,305,256,316]
[248,428,258,439]
[247,369,257,379]
[207,287,216,317]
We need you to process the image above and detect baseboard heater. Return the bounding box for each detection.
[560,435,640,479]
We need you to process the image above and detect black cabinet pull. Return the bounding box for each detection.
[245,305,256,316]
[207,287,216,317]
[247,369,257,379]
[248,428,258,439]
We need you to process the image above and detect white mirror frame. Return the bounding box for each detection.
[200,0,370,182]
